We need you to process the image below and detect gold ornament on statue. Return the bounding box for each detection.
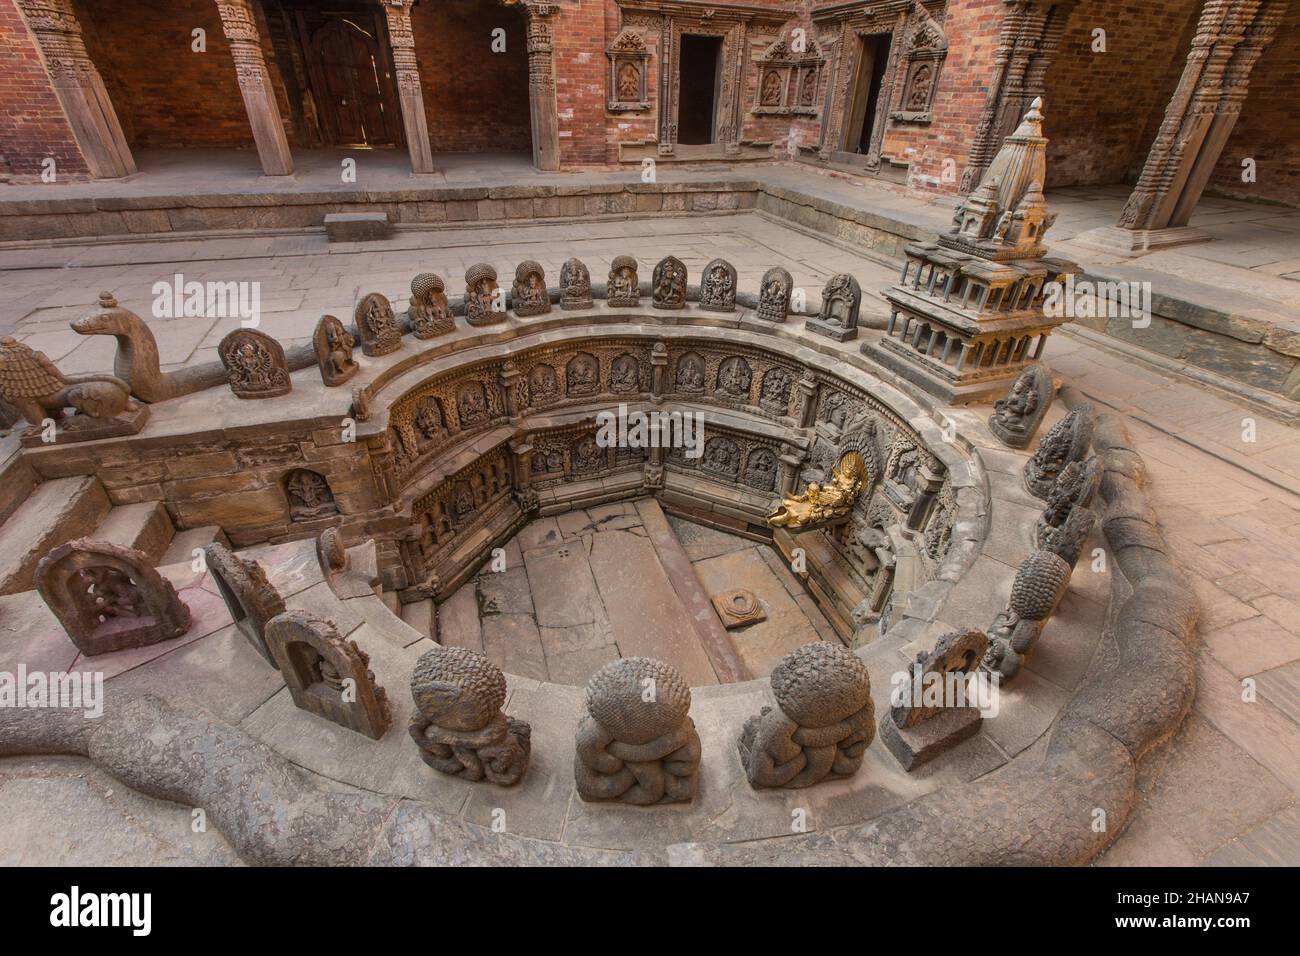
[768,452,867,530]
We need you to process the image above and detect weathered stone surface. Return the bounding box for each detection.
[324,212,392,242]
[0,476,110,596]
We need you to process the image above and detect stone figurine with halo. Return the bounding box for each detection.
[990,364,1054,448]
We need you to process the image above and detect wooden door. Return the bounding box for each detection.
[299,13,401,147]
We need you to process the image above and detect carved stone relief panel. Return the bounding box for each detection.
[753,34,824,116]
[607,28,650,111]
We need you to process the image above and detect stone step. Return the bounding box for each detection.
[91,502,175,564]
[0,476,111,596]
[160,525,230,568]
[399,598,436,640]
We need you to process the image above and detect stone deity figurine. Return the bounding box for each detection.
[408,273,455,338]
[355,292,403,357]
[606,256,640,307]
[989,364,1054,448]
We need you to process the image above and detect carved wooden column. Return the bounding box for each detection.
[379,0,434,173]
[1118,0,1282,236]
[15,0,135,179]
[215,0,293,176]
[504,0,560,171]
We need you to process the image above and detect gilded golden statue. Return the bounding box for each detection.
[768,452,867,530]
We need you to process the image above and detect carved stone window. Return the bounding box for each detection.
[891,4,947,125]
[753,34,824,116]
[607,29,650,111]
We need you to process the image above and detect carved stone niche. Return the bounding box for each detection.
[738,641,875,789]
[559,258,593,310]
[756,266,792,322]
[607,29,650,112]
[575,657,701,805]
[891,3,948,124]
[35,539,191,656]
[753,34,824,116]
[989,363,1054,448]
[408,273,454,339]
[698,258,737,313]
[204,542,286,667]
[408,645,532,785]
[511,259,551,318]
[218,328,291,399]
[652,255,687,310]
[355,292,403,357]
[880,627,988,771]
[805,273,861,342]
[285,468,338,522]
[265,609,392,740]
[313,314,357,387]
[464,263,504,326]
[607,256,640,307]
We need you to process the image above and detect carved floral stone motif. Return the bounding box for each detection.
[698,258,737,313]
[0,335,146,444]
[204,542,286,666]
[651,255,687,310]
[511,260,551,317]
[989,363,1054,448]
[313,314,357,387]
[218,328,291,399]
[560,257,593,310]
[355,292,403,357]
[575,657,701,805]
[756,266,792,322]
[738,641,875,789]
[607,255,640,307]
[464,263,504,326]
[285,468,338,522]
[805,273,861,342]
[408,273,454,338]
[881,627,988,770]
[1024,404,1093,499]
[265,610,392,740]
[35,539,191,656]
[409,645,531,785]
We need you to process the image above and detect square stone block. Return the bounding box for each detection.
[324,212,392,242]
[879,706,982,771]
[804,317,857,342]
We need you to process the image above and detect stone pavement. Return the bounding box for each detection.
[0,211,1296,864]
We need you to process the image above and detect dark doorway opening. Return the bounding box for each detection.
[845,34,891,155]
[677,34,723,145]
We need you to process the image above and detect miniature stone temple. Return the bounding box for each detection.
[35,539,190,656]
[264,610,392,740]
[313,314,358,387]
[866,99,1080,403]
[559,258,593,310]
[408,645,532,786]
[464,263,504,326]
[575,657,701,805]
[218,328,291,399]
[989,364,1055,448]
[738,641,875,789]
[880,628,989,770]
[1025,404,1095,499]
[511,260,551,317]
[355,292,403,357]
[652,255,688,310]
[983,549,1073,680]
[606,255,640,307]
[805,273,861,341]
[0,335,146,444]
[408,273,455,338]
[756,266,792,322]
[699,258,737,313]
[204,542,286,666]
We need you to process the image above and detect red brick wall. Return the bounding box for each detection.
[412,0,531,153]
[0,0,88,179]
[1043,0,1200,188]
[1208,0,1300,207]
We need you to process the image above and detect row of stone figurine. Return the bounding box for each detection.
[220,259,866,400]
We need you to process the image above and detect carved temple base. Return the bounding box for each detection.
[804,317,858,343]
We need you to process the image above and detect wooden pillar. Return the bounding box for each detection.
[505,0,560,172]
[16,0,135,179]
[1119,0,1283,233]
[379,0,434,173]
[215,0,293,176]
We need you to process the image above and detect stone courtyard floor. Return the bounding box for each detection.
[0,211,1297,865]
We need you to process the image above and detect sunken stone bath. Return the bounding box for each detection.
[0,110,1197,867]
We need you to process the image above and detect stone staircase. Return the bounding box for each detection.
[0,473,228,596]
